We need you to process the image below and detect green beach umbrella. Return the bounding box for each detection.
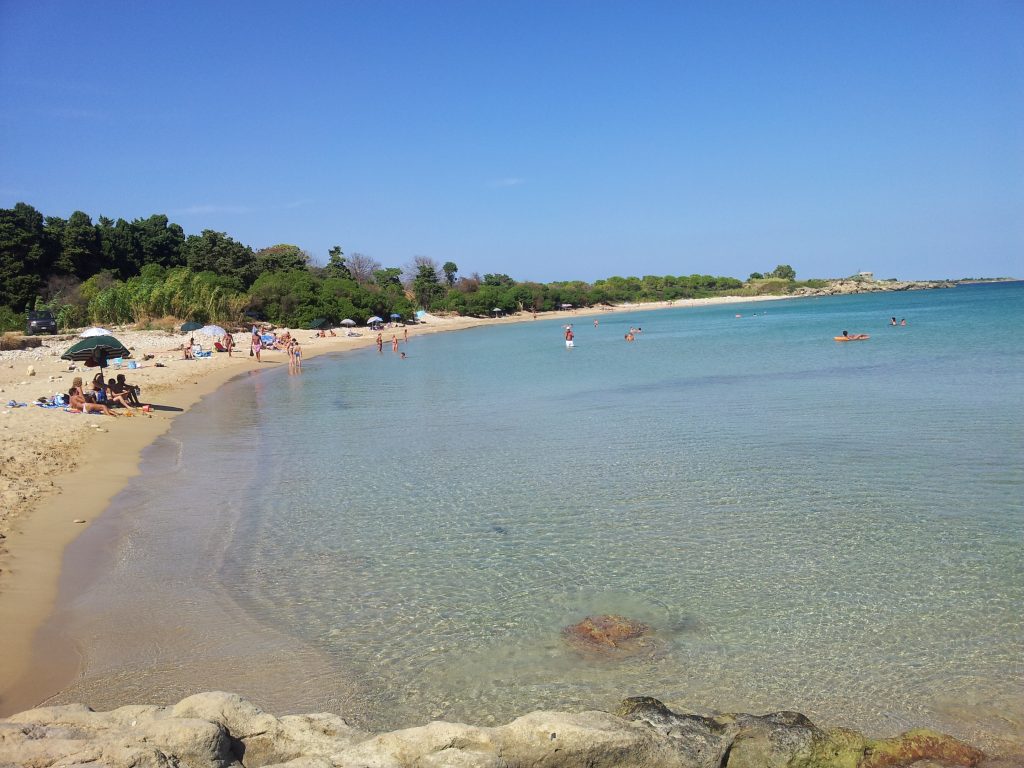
[180,321,203,332]
[307,317,329,330]
[61,335,131,368]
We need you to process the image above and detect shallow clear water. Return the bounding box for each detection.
[55,284,1024,749]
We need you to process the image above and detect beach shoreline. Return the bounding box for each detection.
[0,294,789,715]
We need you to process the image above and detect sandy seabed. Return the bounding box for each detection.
[0,296,786,716]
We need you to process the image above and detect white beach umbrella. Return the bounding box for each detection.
[79,326,113,337]
[197,324,227,337]
[366,316,383,325]
[341,319,356,327]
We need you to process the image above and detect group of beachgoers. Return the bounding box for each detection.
[839,316,910,341]
[563,313,908,347]
[246,326,309,371]
[375,328,409,358]
[563,322,644,347]
[65,372,145,416]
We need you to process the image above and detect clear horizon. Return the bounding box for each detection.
[1,1,1021,283]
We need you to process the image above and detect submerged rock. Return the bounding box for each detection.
[0,691,988,768]
[562,614,654,658]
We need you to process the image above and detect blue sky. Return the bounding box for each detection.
[1,1,1021,281]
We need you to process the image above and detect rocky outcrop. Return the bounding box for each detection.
[616,696,985,768]
[792,279,955,297]
[0,691,987,768]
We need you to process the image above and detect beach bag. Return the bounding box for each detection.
[250,348,254,356]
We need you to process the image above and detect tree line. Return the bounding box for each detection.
[0,201,798,331]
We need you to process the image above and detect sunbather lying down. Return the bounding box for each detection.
[67,388,118,416]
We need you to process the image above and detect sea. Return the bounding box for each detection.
[48,282,1023,751]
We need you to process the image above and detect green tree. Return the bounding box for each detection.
[55,211,101,278]
[255,243,308,274]
[442,261,458,287]
[182,230,256,287]
[373,267,403,289]
[483,273,515,287]
[323,246,352,279]
[768,264,796,280]
[412,262,442,308]
[97,217,141,278]
[748,272,764,280]
[0,203,48,311]
[132,214,185,268]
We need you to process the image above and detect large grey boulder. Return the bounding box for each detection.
[0,691,988,768]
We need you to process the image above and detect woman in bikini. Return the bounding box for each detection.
[68,388,118,416]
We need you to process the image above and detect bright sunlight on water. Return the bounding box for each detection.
[55,283,1023,752]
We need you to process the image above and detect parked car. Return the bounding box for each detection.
[25,310,57,335]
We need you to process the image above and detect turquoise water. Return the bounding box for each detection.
[55,284,1023,748]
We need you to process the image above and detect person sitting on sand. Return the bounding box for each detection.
[89,376,109,402]
[114,374,142,406]
[106,378,137,408]
[68,388,118,416]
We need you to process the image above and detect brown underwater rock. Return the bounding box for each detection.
[562,614,653,657]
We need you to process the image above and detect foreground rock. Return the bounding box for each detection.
[0,691,988,768]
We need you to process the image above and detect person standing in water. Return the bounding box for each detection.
[564,325,574,348]
[376,332,383,353]
[392,335,399,352]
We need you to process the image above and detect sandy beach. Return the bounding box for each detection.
[0,294,788,715]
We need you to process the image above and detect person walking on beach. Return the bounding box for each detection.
[251,330,262,362]
[223,332,234,357]
[376,332,383,353]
